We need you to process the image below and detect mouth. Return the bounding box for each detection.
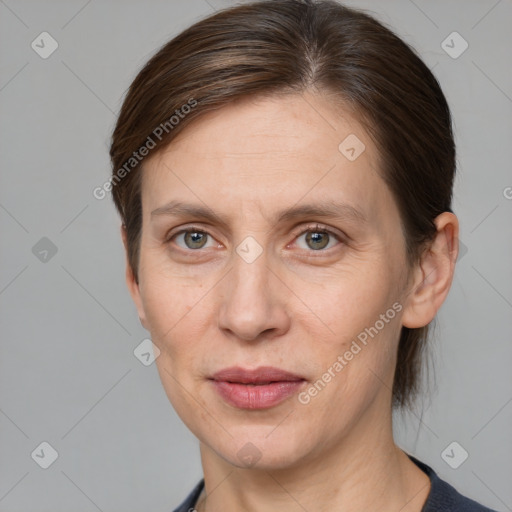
[209,366,306,409]
[210,365,306,384]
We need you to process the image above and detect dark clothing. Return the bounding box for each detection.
[172,454,497,511]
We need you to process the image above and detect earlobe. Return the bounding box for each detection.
[121,224,148,329]
[401,212,459,329]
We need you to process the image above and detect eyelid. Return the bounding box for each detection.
[290,222,344,240]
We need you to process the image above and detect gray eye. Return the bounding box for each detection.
[305,231,330,250]
[180,230,209,249]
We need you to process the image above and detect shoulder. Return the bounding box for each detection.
[408,454,498,512]
[172,478,204,512]
[172,458,499,512]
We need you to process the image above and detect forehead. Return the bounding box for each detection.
[151,93,366,166]
[140,92,395,226]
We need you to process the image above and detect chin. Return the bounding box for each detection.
[209,426,311,471]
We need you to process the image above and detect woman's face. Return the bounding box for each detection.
[128,92,414,469]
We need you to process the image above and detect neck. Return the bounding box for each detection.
[195,403,431,512]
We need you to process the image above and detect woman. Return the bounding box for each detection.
[109,1,497,510]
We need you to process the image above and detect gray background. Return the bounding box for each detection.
[1,0,511,510]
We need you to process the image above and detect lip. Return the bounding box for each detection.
[209,366,306,410]
[210,366,305,384]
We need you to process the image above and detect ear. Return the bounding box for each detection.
[401,212,459,328]
[121,224,148,329]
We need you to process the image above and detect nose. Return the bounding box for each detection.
[217,246,291,342]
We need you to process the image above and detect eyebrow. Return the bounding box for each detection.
[150,200,366,226]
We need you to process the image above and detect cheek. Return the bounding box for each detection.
[138,243,214,335]
[291,265,404,399]
[140,271,215,430]
[292,261,402,340]
[143,281,209,349]
[297,309,402,437]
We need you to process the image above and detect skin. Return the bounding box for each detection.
[122,91,459,512]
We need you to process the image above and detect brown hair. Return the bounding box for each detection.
[109,0,455,408]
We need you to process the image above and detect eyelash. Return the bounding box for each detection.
[166,223,344,254]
